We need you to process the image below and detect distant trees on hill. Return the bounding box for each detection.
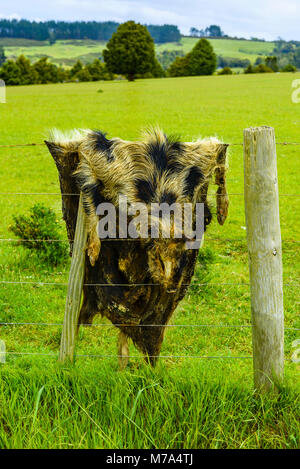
[0,19,180,43]
[0,52,165,86]
[190,25,224,38]
[272,40,300,69]
[0,46,5,65]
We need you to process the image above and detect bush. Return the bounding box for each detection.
[244,64,255,74]
[9,204,68,265]
[244,63,273,74]
[218,56,250,68]
[217,67,233,75]
[265,56,279,72]
[281,64,297,72]
[167,55,190,77]
[254,63,273,73]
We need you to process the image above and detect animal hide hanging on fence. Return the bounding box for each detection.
[46,128,229,365]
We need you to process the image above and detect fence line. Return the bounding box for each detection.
[1,141,300,149]
[0,236,294,243]
[2,351,295,361]
[0,279,297,287]
[0,237,298,244]
[0,321,298,330]
[0,192,300,197]
[3,351,254,359]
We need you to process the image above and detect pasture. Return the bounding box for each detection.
[0,36,275,65]
[0,72,299,448]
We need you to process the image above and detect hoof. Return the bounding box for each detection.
[88,236,101,266]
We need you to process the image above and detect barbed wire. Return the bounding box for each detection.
[0,192,299,197]
[0,321,298,330]
[0,237,298,244]
[1,351,295,361]
[2,351,254,359]
[1,141,300,149]
[0,280,297,287]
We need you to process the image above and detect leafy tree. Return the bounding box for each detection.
[0,46,6,66]
[244,64,255,74]
[33,57,66,83]
[0,59,22,85]
[146,24,181,43]
[255,63,273,73]
[281,64,297,72]
[103,21,156,81]
[85,59,114,81]
[74,68,93,82]
[187,39,217,76]
[244,63,273,74]
[15,55,39,85]
[0,19,181,43]
[167,55,190,77]
[150,59,166,78]
[205,25,224,37]
[190,27,200,37]
[156,50,185,70]
[217,67,233,75]
[218,56,250,68]
[265,56,279,72]
[69,60,83,79]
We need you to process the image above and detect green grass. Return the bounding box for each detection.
[0,73,299,448]
[1,37,276,66]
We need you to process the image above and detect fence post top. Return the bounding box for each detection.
[244,126,274,133]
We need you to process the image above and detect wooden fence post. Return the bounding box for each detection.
[243,126,284,392]
[59,193,88,363]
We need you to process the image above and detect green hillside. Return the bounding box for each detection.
[0,37,275,67]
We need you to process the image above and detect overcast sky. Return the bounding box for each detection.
[0,0,299,41]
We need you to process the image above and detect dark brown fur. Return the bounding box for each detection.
[46,128,229,366]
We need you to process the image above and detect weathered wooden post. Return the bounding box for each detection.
[59,193,88,363]
[243,126,284,392]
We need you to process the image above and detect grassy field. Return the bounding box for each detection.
[0,37,275,66]
[0,73,299,448]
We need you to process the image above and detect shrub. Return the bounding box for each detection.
[244,64,255,74]
[254,63,273,73]
[244,63,273,74]
[281,64,297,72]
[167,55,190,77]
[9,204,68,265]
[265,56,279,72]
[217,67,233,75]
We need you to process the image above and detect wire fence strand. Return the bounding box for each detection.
[1,141,300,149]
[0,192,300,197]
[0,321,298,330]
[0,279,295,286]
[1,351,295,361]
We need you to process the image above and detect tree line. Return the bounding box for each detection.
[0,46,5,65]
[0,55,116,85]
[0,19,180,43]
[1,22,297,86]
